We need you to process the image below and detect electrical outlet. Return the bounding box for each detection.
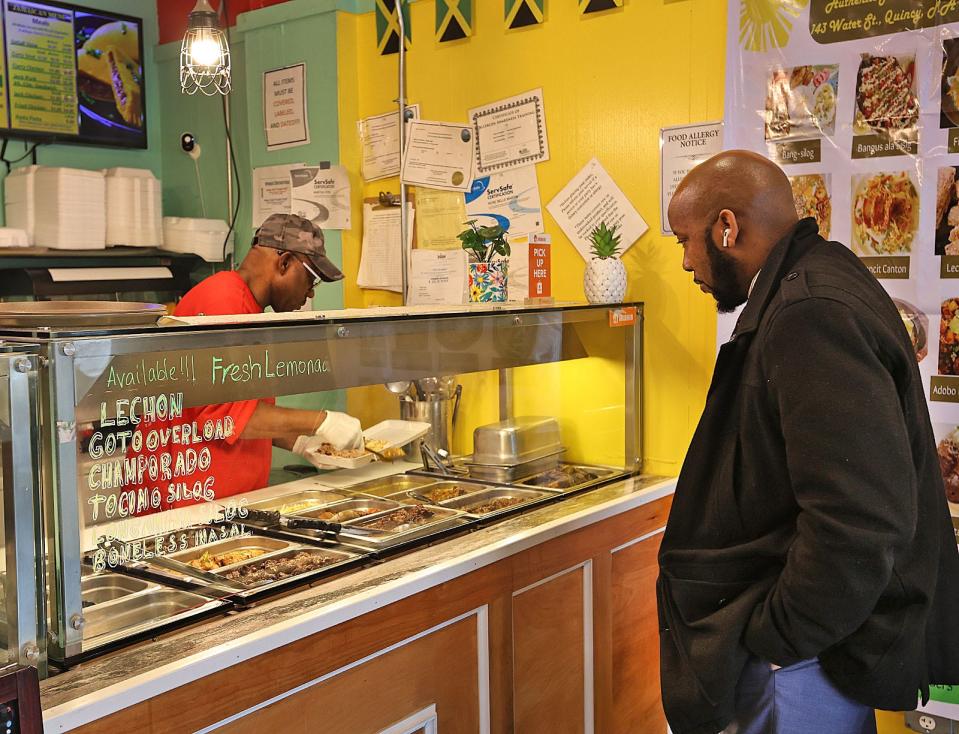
[905,710,955,733]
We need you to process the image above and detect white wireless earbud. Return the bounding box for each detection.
[722,229,730,248]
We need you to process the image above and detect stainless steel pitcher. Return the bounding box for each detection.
[395,376,461,457]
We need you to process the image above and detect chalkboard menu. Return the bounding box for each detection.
[0,1,146,148]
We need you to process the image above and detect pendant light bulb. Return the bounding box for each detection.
[180,0,231,96]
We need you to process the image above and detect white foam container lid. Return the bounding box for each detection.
[363,420,432,449]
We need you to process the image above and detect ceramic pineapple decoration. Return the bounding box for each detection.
[584,222,627,304]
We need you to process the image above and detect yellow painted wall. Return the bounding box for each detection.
[337,0,722,476]
[334,4,918,732]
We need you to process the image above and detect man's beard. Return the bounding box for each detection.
[705,228,748,313]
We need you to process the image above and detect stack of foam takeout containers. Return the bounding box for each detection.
[6,166,107,249]
[104,167,163,247]
[4,165,38,245]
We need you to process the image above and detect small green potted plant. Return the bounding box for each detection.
[458,220,511,302]
[584,221,627,304]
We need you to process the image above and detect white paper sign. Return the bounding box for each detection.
[546,158,648,261]
[659,121,724,235]
[464,165,543,241]
[290,165,351,230]
[408,249,467,305]
[263,64,309,150]
[357,104,421,181]
[401,119,474,192]
[469,89,550,176]
[251,163,302,229]
[358,203,414,293]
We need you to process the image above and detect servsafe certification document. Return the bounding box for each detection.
[290,165,351,230]
[401,120,474,192]
[469,89,550,176]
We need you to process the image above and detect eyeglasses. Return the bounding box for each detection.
[296,256,322,287]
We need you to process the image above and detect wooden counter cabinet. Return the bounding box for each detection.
[69,495,671,734]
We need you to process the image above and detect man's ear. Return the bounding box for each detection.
[718,209,740,249]
[276,251,292,275]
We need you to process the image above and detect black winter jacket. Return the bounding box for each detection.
[657,219,959,734]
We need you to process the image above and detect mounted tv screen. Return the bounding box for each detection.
[0,1,146,148]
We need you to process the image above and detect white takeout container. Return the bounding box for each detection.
[363,420,432,449]
[307,449,375,470]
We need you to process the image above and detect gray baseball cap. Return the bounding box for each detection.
[254,213,344,282]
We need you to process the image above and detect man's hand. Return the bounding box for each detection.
[312,411,364,450]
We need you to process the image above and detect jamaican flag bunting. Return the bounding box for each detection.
[579,0,622,12]
[505,0,544,29]
[376,0,411,55]
[436,0,472,42]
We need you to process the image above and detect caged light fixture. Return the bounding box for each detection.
[180,0,231,95]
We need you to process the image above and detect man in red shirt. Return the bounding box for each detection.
[146,214,363,508]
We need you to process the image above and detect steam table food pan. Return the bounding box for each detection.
[338,505,467,548]
[460,451,564,483]
[516,464,619,491]
[347,475,441,498]
[246,490,352,517]
[439,487,554,518]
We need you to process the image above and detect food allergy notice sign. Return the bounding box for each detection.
[659,121,724,235]
[264,63,309,150]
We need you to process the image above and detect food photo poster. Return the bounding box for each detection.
[725,0,959,517]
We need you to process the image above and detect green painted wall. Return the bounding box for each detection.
[0,0,162,225]
[155,38,251,277]
[156,1,353,462]
[237,2,344,311]
[157,1,347,312]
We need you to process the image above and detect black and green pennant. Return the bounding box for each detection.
[505,0,544,29]
[436,0,472,42]
[376,0,411,55]
[579,0,622,13]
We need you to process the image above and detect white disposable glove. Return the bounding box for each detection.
[313,411,364,451]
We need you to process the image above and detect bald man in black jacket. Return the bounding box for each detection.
[661,150,959,734]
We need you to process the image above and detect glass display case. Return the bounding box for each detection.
[0,302,643,669]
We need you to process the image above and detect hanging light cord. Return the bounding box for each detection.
[220,0,239,267]
[222,97,240,266]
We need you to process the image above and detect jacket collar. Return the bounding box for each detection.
[731,218,819,340]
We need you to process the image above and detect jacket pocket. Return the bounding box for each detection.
[667,574,753,627]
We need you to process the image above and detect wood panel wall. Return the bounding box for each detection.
[68,496,671,734]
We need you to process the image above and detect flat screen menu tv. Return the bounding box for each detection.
[0,1,146,148]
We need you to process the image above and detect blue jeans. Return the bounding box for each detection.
[722,657,878,734]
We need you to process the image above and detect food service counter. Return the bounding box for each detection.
[41,473,676,734]
[0,302,656,730]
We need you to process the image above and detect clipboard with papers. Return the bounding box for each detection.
[357,193,416,293]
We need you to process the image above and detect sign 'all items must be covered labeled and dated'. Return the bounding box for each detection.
[725,0,959,713]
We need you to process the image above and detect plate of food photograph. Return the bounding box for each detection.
[851,172,919,256]
[854,53,918,138]
[764,64,839,141]
[789,173,831,238]
[936,424,959,506]
[939,297,959,376]
[942,38,959,128]
[892,298,928,363]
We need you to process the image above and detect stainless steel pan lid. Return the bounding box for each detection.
[0,300,166,327]
[472,416,562,466]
